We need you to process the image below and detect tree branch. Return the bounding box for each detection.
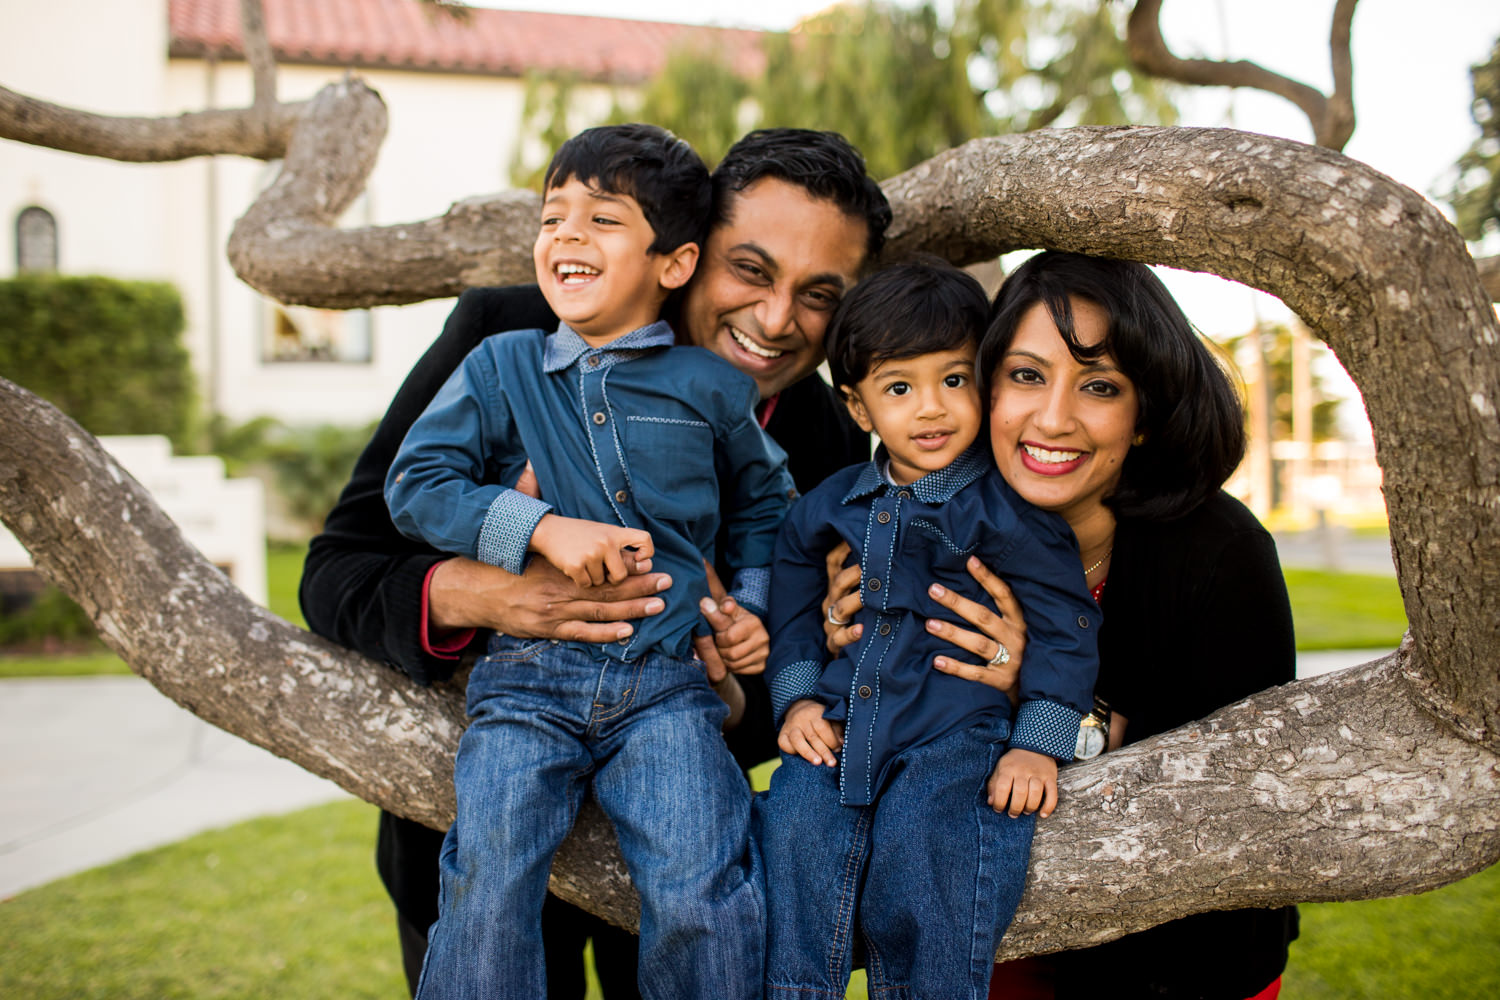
[1126,0,1358,150]
[0,83,302,162]
[240,0,278,113]
[225,78,539,308]
[4,126,1498,956]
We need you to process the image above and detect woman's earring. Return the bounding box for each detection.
[1132,433,1147,446]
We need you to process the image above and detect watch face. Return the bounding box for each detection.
[1075,723,1107,760]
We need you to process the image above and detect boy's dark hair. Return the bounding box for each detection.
[825,256,989,390]
[543,123,710,255]
[979,251,1246,522]
[712,129,892,265]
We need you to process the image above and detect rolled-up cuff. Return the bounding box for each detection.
[1009,699,1085,762]
[477,492,552,573]
[769,659,823,724]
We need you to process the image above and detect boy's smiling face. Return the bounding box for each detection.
[533,177,697,346]
[842,346,982,485]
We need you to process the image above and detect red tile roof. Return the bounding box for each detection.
[168,0,765,83]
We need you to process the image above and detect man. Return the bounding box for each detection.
[299,128,891,996]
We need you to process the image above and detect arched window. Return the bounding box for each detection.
[15,206,58,274]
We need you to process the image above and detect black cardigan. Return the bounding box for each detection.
[1052,491,1300,1000]
[298,284,870,930]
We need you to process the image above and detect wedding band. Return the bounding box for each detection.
[987,642,1011,667]
[827,605,851,627]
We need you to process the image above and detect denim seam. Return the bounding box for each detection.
[826,806,871,989]
[589,654,646,726]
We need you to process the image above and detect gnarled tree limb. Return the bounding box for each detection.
[5,125,1498,956]
[0,83,303,163]
[1126,0,1358,151]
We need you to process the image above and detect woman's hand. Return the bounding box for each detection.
[822,542,864,655]
[928,555,1027,702]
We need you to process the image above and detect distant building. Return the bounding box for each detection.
[2,0,762,424]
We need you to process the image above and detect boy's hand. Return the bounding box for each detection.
[778,699,844,767]
[697,596,769,676]
[988,747,1059,818]
[529,514,654,587]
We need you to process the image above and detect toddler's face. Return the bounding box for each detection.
[842,346,982,485]
[533,178,684,345]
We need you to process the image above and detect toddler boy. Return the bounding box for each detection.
[756,258,1099,997]
[387,123,789,1000]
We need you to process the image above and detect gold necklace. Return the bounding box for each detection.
[1084,547,1113,576]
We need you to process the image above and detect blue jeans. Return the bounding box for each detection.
[754,718,1033,999]
[415,635,763,1000]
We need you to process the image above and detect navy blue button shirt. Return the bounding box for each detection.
[387,321,795,662]
[767,444,1099,806]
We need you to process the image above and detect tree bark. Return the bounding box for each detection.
[1126,0,1358,151]
[4,124,1498,955]
[224,78,540,309]
[0,83,303,163]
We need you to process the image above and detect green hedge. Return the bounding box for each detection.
[0,275,195,444]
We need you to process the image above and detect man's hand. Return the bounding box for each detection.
[987,747,1059,818]
[427,555,668,644]
[529,514,655,587]
[778,699,843,767]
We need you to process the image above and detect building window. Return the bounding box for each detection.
[15,206,58,273]
[263,302,373,363]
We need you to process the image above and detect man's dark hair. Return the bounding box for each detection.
[543,123,710,254]
[979,251,1247,522]
[825,256,989,390]
[711,128,892,264]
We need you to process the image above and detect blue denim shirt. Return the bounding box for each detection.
[767,444,1099,806]
[386,321,795,663]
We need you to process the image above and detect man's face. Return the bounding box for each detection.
[678,177,870,399]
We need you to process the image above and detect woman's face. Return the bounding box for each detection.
[988,298,1140,528]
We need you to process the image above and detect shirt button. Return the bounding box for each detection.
[878,623,891,636]
[615,490,629,503]
[787,488,798,500]
[858,685,872,699]
[876,511,891,524]
[868,578,881,592]
[587,355,600,367]
[592,411,607,425]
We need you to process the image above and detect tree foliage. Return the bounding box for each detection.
[614,0,1176,178]
[1444,36,1500,244]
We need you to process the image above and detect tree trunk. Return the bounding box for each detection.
[4,121,1498,954]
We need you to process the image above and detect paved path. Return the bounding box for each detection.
[0,675,349,899]
[1,647,1392,900]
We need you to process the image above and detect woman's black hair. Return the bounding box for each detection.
[824,256,989,390]
[978,251,1246,521]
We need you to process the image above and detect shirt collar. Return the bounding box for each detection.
[842,441,993,505]
[542,320,676,373]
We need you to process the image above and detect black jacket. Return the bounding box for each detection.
[298,284,869,930]
[1053,491,1300,1000]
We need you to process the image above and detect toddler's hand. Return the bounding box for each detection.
[778,699,844,767]
[698,597,769,676]
[988,747,1059,818]
[529,514,653,587]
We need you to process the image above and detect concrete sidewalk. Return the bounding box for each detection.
[0,675,349,900]
[0,648,1390,901]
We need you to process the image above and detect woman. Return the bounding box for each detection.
[824,251,1298,999]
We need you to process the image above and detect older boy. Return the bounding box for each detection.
[757,259,1100,997]
[386,124,790,999]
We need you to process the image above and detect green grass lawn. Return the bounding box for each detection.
[2,797,1493,999]
[1284,567,1406,650]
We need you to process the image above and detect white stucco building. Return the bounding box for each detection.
[1,0,761,425]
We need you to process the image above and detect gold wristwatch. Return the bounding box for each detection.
[1074,696,1111,761]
